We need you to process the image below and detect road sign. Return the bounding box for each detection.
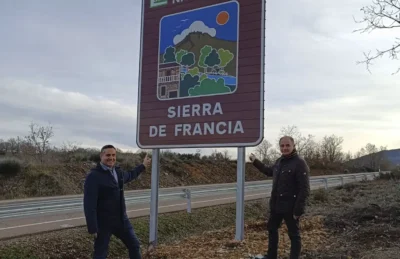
[137,0,265,149]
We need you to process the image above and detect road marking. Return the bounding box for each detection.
[0,192,268,232]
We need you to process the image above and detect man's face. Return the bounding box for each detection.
[279,137,294,156]
[100,148,116,167]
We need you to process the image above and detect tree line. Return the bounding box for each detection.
[0,123,392,171]
[254,125,390,171]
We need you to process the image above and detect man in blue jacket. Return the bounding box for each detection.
[83,144,151,259]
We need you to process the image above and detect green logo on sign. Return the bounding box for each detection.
[150,0,168,8]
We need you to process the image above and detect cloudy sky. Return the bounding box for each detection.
[0,0,399,157]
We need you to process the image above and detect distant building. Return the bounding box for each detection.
[158,62,181,99]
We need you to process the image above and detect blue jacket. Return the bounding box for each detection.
[83,162,146,233]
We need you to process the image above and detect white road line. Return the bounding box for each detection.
[0,192,267,231]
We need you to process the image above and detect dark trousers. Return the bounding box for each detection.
[266,212,301,259]
[93,223,141,259]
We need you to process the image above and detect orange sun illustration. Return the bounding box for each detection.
[216,11,229,25]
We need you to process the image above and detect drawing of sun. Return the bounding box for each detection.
[216,11,229,25]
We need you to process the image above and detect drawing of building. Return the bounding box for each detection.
[158,62,181,99]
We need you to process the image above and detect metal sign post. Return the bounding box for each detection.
[235,147,246,241]
[148,149,160,249]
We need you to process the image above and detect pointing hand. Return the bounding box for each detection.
[249,153,256,162]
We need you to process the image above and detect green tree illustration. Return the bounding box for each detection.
[199,74,207,81]
[181,52,195,69]
[188,67,199,76]
[188,78,231,96]
[218,49,234,75]
[204,49,221,73]
[198,45,212,73]
[175,49,187,64]
[163,46,176,63]
[180,74,200,97]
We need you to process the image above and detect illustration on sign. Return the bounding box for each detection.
[150,0,168,8]
[157,1,239,100]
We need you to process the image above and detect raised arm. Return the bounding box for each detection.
[122,153,151,184]
[293,158,310,217]
[249,153,273,177]
[83,172,99,234]
[122,164,146,184]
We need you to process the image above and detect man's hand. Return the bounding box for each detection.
[92,233,97,239]
[143,153,151,168]
[249,153,256,162]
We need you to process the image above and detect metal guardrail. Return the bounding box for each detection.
[0,171,389,219]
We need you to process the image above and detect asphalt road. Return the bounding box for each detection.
[0,172,378,240]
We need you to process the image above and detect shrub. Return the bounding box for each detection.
[88,153,100,163]
[311,188,329,203]
[376,170,400,180]
[0,157,24,177]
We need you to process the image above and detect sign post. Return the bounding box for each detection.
[138,0,265,246]
[235,147,246,241]
[148,149,160,248]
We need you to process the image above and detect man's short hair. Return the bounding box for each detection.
[279,136,295,144]
[101,144,116,153]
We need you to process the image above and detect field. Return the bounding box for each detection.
[0,171,399,259]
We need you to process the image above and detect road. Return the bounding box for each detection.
[0,172,378,240]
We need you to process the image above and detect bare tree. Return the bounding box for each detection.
[354,0,400,74]
[222,149,231,160]
[255,139,277,164]
[344,151,353,162]
[320,135,344,163]
[25,122,54,163]
[363,143,388,169]
[279,125,314,155]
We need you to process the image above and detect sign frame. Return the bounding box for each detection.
[136,0,265,149]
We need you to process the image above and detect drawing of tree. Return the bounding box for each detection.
[180,74,200,97]
[175,49,187,64]
[163,46,176,63]
[218,49,234,75]
[198,45,212,73]
[188,78,231,96]
[204,49,221,73]
[181,52,195,70]
[188,67,199,76]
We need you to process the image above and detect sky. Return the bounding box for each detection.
[160,1,238,52]
[0,0,399,158]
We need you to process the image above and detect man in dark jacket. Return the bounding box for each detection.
[249,136,310,259]
[83,144,151,259]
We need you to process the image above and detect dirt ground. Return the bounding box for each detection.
[146,178,400,259]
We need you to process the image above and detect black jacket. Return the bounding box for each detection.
[253,153,310,216]
[83,163,146,234]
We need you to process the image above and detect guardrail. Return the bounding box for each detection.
[180,171,388,213]
[0,171,389,219]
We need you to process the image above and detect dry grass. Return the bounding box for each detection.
[1,179,399,259]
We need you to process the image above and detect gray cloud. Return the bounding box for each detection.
[0,0,398,157]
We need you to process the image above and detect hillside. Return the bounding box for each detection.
[0,151,364,200]
[346,148,400,169]
[384,148,400,165]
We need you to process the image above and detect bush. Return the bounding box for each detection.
[0,157,24,177]
[311,188,329,203]
[376,170,400,180]
[88,153,100,163]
